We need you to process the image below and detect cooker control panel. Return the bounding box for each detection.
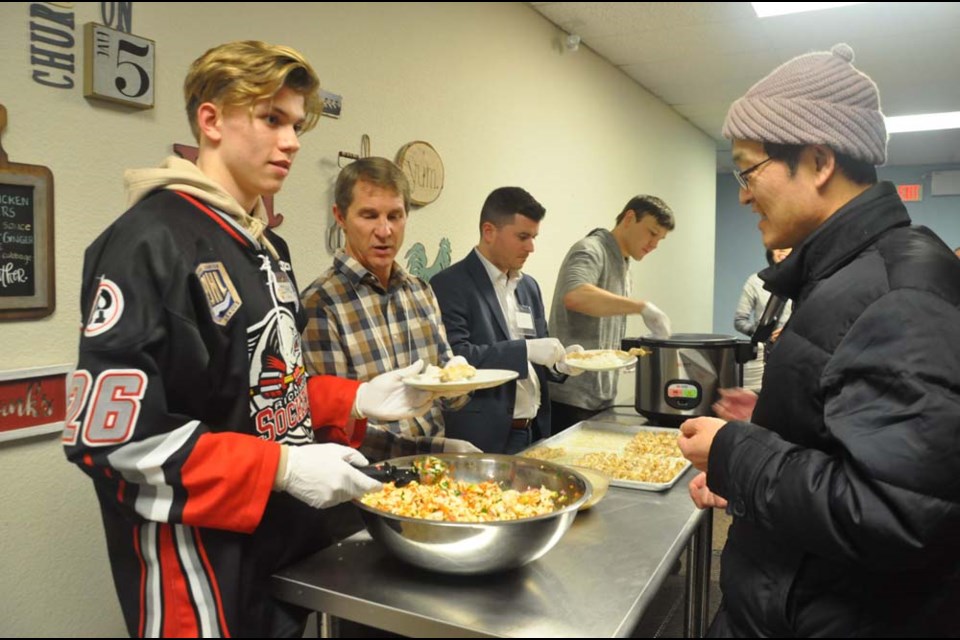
[664,380,702,410]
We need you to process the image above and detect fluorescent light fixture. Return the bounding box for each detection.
[886,111,960,134]
[751,2,866,17]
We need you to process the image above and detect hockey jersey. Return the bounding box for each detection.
[64,188,362,637]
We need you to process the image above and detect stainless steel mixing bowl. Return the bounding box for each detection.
[354,453,591,575]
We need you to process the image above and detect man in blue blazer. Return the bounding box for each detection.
[431,187,582,453]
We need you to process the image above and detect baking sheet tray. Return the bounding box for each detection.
[521,420,690,492]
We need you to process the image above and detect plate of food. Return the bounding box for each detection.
[563,347,649,372]
[403,364,519,393]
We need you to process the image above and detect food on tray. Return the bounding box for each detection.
[521,446,567,461]
[525,428,688,488]
[624,430,682,458]
[626,347,651,357]
[575,451,687,484]
[361,479,559,522]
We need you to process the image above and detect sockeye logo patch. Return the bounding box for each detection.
[84,277,125,337]
[196,262,242,326]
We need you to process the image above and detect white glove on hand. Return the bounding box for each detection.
[640,302,672,338]
[554,344,586,376]
[442,438,482,453]
[526,337,565,367]
[355,359,434,421]
[279,444,382,509]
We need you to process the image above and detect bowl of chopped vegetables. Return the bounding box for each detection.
[354,453,591,574]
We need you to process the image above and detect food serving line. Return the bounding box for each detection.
[270,407,714,638]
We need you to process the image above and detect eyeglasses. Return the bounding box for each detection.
[733,157,773,190]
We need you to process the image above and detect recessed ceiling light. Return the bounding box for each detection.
[886,111,960,134]
[751,2,866,18]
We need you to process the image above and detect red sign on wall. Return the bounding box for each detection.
[0,365,69,441]
[897,184,922,202]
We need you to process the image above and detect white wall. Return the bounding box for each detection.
[0,2,716,635]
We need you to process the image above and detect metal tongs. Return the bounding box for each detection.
[358,461,421,487]
[358,456,450,487]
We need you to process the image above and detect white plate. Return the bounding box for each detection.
[564,350,637,372]
[403,368,519,393]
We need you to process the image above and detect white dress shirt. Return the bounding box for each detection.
[474,249,539,419]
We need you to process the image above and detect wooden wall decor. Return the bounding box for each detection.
[396,141,444,206]
[0,105,55,321]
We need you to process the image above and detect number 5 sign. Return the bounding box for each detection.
[83,23,155,109]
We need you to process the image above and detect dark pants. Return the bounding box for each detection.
[505,426,532,453]
[550,401,603,433]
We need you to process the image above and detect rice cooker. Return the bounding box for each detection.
[621,333,757,427]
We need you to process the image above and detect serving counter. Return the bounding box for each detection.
[271,408,713,638]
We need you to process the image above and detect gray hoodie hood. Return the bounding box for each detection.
[124,156,278,257]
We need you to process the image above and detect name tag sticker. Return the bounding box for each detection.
[516,307,536,336]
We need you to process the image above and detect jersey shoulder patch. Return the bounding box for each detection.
[84,277,125,337]
[196,262,242,326]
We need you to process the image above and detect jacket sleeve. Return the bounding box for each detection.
[431,270,528,377]
[708,288,960,571]
[733,275,759,336]
[63,230,278,535]
[430,290,471,411]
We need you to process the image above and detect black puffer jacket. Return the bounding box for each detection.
[708,182,960,637]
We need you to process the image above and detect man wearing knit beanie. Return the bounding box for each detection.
[677,44,960,637]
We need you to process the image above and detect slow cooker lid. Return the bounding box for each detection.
[636,332,739,347]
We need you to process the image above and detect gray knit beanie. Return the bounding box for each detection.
[723,43,887,165]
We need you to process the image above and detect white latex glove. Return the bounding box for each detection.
[526,337,565,367]
[640,302,672,338]
[354,359,434,420]
[554,344,586,376]
[278,443,382,509]
[441,438,483,453]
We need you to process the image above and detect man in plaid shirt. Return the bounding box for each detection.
[301,157,476,461]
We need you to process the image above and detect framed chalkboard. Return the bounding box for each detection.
[0,105,55,321]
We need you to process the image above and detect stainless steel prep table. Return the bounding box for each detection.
[271,409,714,638]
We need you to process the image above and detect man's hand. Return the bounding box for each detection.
[712,387,757,422]
[554,344,586,376]
[639,302,672,338]
[526,337,565,367]
[277,444,382,509]
[354,360,434,420]
[688,472,728,510]
[677,416,726,472]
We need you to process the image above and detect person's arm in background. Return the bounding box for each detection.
[734,275,761,337]
[559,246,670,337]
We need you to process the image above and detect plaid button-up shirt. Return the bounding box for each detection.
[301,251,468,461]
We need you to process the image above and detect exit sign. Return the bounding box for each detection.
[897,184,922,202]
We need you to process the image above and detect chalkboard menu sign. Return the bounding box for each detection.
[0,104,55,321]
[1,183,36,297]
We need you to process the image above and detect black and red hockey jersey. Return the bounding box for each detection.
[63,189,362,637]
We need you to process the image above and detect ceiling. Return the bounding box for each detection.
[530,2,960,170]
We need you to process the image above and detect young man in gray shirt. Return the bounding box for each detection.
[548,195,675,431]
